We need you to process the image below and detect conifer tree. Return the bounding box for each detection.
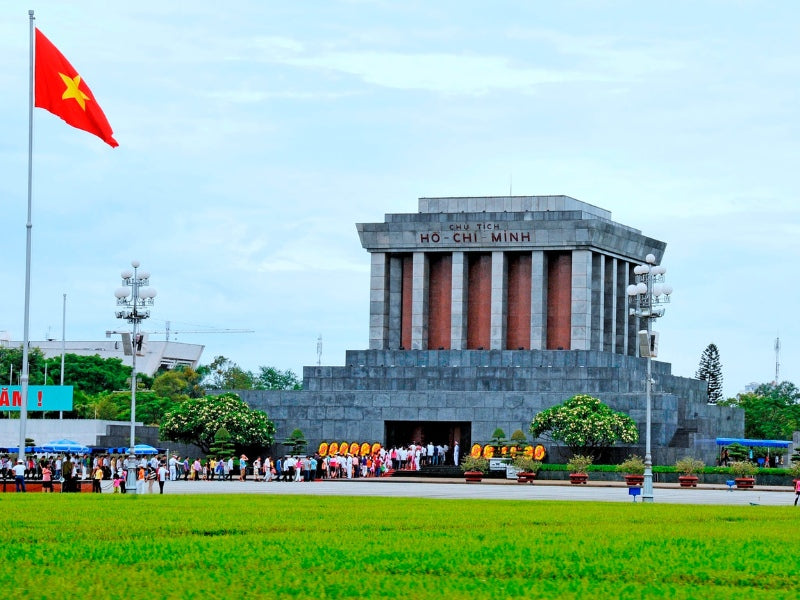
[208,427,236,459]
[696,343,723,404]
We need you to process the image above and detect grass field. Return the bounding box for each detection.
[3,494,799,599]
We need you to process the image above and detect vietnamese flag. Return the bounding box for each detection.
[34,28,118,147]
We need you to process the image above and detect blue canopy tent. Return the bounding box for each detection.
[715,437,792,448]
[1,446,44,454]
[716,437,793,468]
[41,439,91,454]
[131,444,159,455]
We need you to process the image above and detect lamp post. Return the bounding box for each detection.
[626,253,672,503]
[114,260,156,457]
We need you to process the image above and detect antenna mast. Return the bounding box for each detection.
[775,336,781,384]
[316,334,323,366]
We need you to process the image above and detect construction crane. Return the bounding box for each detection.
[156,320,254,341]
[107,321,254,343]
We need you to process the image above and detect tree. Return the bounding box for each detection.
[0,346,47,384]
[159,392,275,453]
[254,366,302,390]
[153,367,204,402]
[529,394,639,458]
[719,381,800,440]
[208,427,236,459]
[46,353,146,394]
[696,343,723,404]
[487,428,508,455]
[200,356,254,390]
[510,429,529,451]
[283,428,307,456]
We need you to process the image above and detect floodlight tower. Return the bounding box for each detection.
[626,254,673,503]
[114,260,157,451]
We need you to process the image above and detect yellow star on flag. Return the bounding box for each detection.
[59,72,90,110]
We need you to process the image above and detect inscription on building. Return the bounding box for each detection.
[419,223,532,245]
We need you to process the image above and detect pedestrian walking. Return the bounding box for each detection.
[158,462,168,494]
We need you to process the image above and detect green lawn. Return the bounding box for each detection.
[3,495,798,599]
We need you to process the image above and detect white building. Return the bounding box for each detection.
[1,335,203,377]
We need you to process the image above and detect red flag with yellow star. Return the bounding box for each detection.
[34,28,118,147]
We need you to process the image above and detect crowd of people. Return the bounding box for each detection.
[1,440,462,492]
[0,452,170,493]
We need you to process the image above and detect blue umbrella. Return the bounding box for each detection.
[41,439,91,453]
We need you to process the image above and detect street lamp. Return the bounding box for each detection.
[626,253,672,503]
[114,260,156,456]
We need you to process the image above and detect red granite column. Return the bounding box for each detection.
[400,254,413,350]
[546,252,572,350]
[506,252,532,350]
[467,253,491,349]
[427,253,452,349]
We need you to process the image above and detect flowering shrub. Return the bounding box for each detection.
[159,392,275,453]
[529,394,638,456]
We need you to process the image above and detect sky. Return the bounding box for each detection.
[0,1,798,399]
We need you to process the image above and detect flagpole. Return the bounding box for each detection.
[19,9,36,461]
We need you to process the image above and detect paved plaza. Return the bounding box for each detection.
[139,477,798,506]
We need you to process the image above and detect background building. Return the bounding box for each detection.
[1,336,204,377]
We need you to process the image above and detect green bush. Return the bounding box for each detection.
[617,455,645,475]
[460,456,489,473]
[512,456,542,473]
[729,461,757,478]
[566,454,593,474]
[675,457,705,476]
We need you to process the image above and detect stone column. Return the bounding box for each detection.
[368,252,388,350]
[388,255,403,350]
[604,257,617,353]
[591,253,604,351]
[450,252,467,349]
[410,252,429,350]
[490,251,507,350]
[570,250,593,351]
[530,250,546,350]
[622,261,635,355]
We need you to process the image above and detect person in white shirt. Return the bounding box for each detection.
[157,462,168,494]
[12,459,26,492]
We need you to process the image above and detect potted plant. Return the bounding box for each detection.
[461,456,489,483]
[566,454,593,484]
[675,456,704,487]
[730,460,757,488]
[617,455,645,487]
[512,456,541,484]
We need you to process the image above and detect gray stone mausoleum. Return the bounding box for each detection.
[240,196,742,464]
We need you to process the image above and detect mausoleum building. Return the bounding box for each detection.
[240,196,742,465]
